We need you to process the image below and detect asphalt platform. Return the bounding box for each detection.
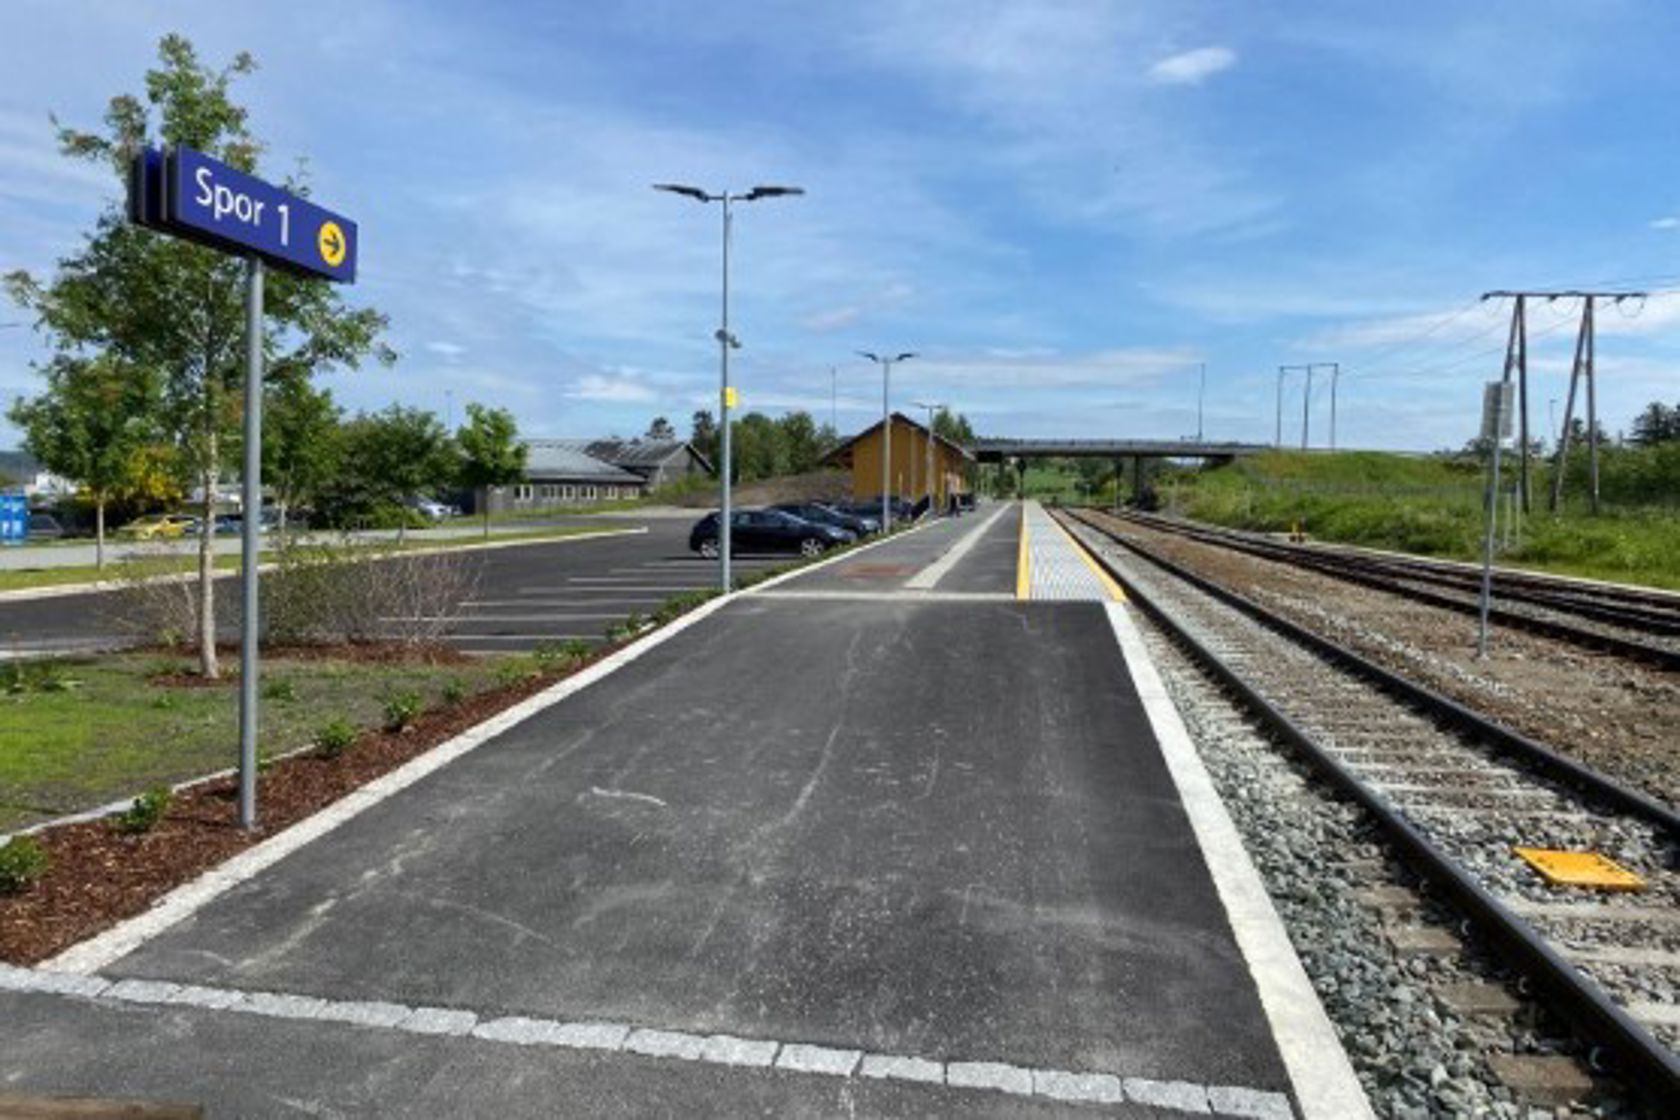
[0,501,1345,1117]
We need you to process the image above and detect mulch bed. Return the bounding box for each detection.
[0,646,611,966]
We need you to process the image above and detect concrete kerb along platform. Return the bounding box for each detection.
[3,503,1367,1117]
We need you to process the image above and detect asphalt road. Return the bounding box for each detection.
[0,512,1298,1114]
[0,516,788,658]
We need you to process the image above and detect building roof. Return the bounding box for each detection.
[521,440,646,484]
[586,438,714,473]
[824,412,975,465]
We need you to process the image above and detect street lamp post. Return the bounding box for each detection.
[858,351,916,531]
[655,182,803,590]
[913,399,946,517]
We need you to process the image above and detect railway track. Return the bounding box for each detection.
[1104,508,1680,670]
[1057,509,1680,1111]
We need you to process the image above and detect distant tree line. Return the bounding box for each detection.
[673,404,977,486]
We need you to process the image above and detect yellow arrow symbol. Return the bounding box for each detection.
[318,221,347,267]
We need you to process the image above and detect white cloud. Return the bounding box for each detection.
[1148,46,1237,86]
[1651,216,1679,231]
[425,341,466,358]
[564,374,659,403]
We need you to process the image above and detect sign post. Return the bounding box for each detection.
[128,145,357,829]
[1477,380,1514,658]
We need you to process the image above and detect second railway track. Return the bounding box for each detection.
[1112,508,1680,669]
[1056,508,1680,1112]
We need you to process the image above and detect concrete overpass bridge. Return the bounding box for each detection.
[967,438,1271,502]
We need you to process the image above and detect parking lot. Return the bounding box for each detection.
[430,518,787,653]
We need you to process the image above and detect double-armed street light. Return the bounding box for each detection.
[654,182,803,590]
[857,350,916,531]
[912,399,946,516]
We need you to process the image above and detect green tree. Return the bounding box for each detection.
[1630,401,1680,446]
[456,403,527,538]
[645,415,676,442]
[690,409,719,466]
[7,354,159,567]
[777,410,824,474]
[262,378,341,531]
[338,405,456,542]
[3,35,393,677]
[732,412,785,482]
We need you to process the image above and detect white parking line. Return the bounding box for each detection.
[480,597,670,607]
[0,966,1295,1117]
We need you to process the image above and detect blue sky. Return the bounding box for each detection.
[3,0,1679,451]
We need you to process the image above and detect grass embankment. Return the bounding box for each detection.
[0,524,607,594]
[0,652,506,833]
[1158,451,1680,590]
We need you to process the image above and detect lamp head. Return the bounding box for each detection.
[652,183,711,203]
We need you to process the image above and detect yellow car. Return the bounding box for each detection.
[115,513,198,540]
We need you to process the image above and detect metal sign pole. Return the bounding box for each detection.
[239,256,264,828]
[718,197,733,592]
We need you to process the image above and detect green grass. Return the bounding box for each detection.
[0,652,505,833]
[1156,451,1680,589]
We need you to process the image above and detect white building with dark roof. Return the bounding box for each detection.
[483,437,714,512]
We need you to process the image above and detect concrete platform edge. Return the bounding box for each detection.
[1102,602,1375,1120]
[40,524,929,975]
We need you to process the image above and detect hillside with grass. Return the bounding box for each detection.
[1155,449,1680,589]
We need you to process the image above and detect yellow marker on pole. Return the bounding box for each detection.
[723,386,739,409]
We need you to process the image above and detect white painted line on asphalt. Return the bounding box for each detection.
[903,503,1012,589]
[485,597,670,606]
[40,521,935,975]
[0,528,651,605]
[0,965,1295,1117]
[437,634,602,643]
[754,590,1014,602]
[1104,602,1370,1120]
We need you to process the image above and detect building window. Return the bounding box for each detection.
[515,484,533,501]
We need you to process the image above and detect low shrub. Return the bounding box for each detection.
[313,717,359,758]
[532,639,595,671]
[111,785,173,835]
[382,690,424,732]
[1,660,80,695]
[0,836,50,894]
[495,659,541,688]
[262,679,298,702]
[441,678,468,705]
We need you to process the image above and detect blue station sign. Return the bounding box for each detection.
[128,146,357,283]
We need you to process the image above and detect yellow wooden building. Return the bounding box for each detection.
[825,412,974,507]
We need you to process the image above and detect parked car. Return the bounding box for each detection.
[26,512,65,540]
[403,496,452,523]
[688,509,851,559]
[768,502,874,537]
[841,496,915,524]
[114,513,197,540]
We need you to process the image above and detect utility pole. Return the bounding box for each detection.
[1196,362,1206,442]
[1482,289,1643,515]
[1277,364,1333,449]
[913,400,946,515]
[1302,365,1313,451]
[1328,362,1341,450]
[1275,366,1291,447]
